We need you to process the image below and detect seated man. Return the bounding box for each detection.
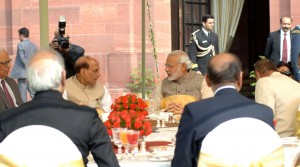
[254,59,300,137]
[156,50,213,114]
[0,49,119,166]
[0,48,23,112]
[172,53,274,167]
[65,56,112,114]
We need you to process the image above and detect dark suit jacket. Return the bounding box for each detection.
[0,77,23,112]
[62,44,85,79]
[0,90,119,167]
[188,28,219,74]
[291,26,300,81]
[171,88,274,167]
[265,30,292,67]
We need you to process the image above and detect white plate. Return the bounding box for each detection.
[150,151,174,158]
[282,137,298,141]
[282,137,299,147]
[148,157,171,162]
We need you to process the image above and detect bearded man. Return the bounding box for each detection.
[156,50,213,114]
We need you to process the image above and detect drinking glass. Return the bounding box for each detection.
[120,129,129,156]
[112,128,127,154]
[126,130,140,159]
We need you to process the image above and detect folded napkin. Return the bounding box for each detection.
[160,95,197,109]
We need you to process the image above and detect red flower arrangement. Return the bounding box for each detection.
[104,94,152,137]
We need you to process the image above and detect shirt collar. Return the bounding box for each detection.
[214,85,236,95]
[280,29,290,35]
[202,28,210,36]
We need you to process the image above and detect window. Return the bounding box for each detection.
[171,0,210,51]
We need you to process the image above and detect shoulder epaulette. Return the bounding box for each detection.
[292,25,300,34]
[192,29,200,36]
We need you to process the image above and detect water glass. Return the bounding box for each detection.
[112,128,127,154]
[126,130,140,159]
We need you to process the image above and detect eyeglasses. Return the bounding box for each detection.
[280,71,292,76]
[0,59,12,68]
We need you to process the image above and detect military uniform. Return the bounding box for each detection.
[188,28,219,74]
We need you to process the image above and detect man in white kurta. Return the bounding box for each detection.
[65,56,112,114]
[254,59,300,137]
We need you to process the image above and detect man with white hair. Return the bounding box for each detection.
[0,49,119,167]
[156,50,213,114]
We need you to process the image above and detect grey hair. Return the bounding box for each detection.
[178,53,192,69]
[26,49,65,92]
[168,50,193,69]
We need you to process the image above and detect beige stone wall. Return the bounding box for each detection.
[269,0,300,32]
[0,0,171,99]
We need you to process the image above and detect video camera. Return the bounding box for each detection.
[57,16,70,49]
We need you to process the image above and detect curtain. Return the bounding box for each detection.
[211,0,245,52]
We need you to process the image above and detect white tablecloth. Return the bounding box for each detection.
[88,128,300,167]
[88,160,170,167]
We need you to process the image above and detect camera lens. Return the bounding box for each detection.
[57,37,69,49]
[61,41,69,49]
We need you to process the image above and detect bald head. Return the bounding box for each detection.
[26,49,65,93]
[74,56,100,86]
[74,56,98,74]
[206,53,242,91]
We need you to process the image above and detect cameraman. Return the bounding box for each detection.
[49,29,85,79]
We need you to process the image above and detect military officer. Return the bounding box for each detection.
[188,14,219,75]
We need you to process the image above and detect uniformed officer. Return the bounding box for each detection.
[188,14,219,74]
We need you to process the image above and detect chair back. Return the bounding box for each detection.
[198,118,284,167]
[0,125,84,167]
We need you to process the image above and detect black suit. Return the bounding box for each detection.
[171,88,274,167]
[188,28,219,74]
[0,90,119,167]
[265,30,291,67]
[0,77,23,112]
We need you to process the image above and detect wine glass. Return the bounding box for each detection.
[126,130,140,159]
[112,128,126,155]
[119,129,129,156]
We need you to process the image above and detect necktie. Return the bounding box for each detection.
[282,33,287,62]
[1,80,15,107]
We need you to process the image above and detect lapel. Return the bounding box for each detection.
[0,79,10,109]
[275,30,281,54]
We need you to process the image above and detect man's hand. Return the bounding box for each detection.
[59,46,70,54]
[49,39,59,50]
[166,103,183,114]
